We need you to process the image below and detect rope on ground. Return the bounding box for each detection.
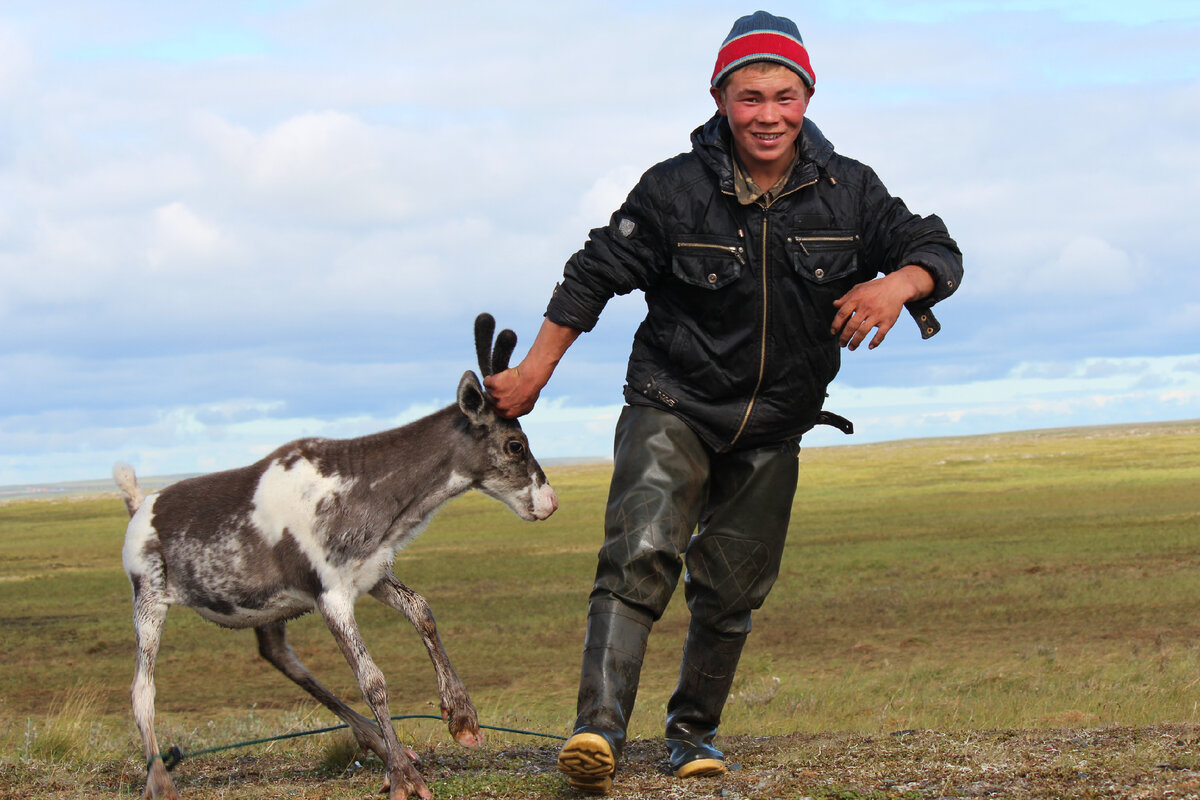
[149,714,567,773]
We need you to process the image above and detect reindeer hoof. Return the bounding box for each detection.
[454,728,482,748]
[145,762,181,800]
[442,703,481,748]
[379,777,433,800]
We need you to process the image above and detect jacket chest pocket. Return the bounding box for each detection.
[672,237,745,290]
[787,230,860,285]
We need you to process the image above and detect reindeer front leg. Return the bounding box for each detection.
[318,591,431,800]
[371,572,481,747]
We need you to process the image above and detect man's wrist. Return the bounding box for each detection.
[516,358,554,391]
[894,264,936,302]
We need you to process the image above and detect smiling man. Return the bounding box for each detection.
[485,10,963,794]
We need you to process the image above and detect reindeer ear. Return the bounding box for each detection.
[457,370,489,424]
[474,313,496,377]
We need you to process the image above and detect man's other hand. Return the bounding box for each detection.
[831,265,935,351]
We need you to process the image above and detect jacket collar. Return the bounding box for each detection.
[692,113,835,194]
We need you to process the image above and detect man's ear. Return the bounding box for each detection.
[710,85,727,116]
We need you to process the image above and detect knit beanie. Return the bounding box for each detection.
[711,10,815,89]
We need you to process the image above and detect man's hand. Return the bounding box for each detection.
[484,364,546,419]
[482,318,581,419]
[831,265,935,351]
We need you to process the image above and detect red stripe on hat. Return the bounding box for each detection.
[711,31,814,87]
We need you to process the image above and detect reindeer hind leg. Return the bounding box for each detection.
[255,620,419,763]
[130,578,179,800]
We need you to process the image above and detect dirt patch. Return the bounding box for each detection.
[12,725,1200,799]
[534,727,1200,799]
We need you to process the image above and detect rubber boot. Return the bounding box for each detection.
[664,620,747,778]
[558,598,653,794]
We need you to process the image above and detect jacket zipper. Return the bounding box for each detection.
[790,233,859,257]
[676,241,747,265]
[728,177,819,448]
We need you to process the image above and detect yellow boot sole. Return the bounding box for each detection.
[558,732,616,794]
[674,757,727,779]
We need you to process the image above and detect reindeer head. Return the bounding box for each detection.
[455,313,558,521]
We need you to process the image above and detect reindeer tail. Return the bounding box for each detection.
[113,462,145,517]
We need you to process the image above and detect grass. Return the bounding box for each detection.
[24,683,112,763]
[1,419,1199,798]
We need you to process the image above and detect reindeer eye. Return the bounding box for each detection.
[506,439,526,457]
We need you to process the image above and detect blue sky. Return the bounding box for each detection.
[1,1,1198,485]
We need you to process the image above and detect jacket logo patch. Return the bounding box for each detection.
[617,217,636,238]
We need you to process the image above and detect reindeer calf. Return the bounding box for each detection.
[115,316,557,800]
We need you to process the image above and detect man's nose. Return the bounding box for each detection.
[758,101,781,121]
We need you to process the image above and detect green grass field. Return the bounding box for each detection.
[2,419,1199,799]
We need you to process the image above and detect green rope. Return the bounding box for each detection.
[149,714,566,773]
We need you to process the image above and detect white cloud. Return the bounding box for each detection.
[1165,303,1200,335]
[147,201,231,269]
[246,111,407,219]
[1079,359,1148,379]
[1045,236,1138,293]
[190,110,411,225]
[0,23,33,97]
[574,166,644,231]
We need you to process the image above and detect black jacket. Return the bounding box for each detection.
[546,114,963,453]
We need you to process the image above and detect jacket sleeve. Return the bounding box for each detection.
[544,169,669,332]
[856,165,964,337]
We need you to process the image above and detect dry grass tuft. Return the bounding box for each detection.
[26,682,111,764]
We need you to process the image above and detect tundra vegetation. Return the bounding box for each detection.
[2,419,1199,799]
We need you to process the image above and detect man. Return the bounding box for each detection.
[485,10,962,794]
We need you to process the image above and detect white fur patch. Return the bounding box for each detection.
[122,494,160,579]
[247,457,359,593]
[249,458,353,548]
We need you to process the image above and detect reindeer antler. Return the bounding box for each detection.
[474,313,518,377]
[491,329,517,374]
[475,314,496,376]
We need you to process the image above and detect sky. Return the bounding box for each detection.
[1,1,1198,485]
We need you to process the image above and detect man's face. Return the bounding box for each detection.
[711,65,813,179]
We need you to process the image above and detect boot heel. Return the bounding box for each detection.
[558,732,616,794]
[675,756,727,778]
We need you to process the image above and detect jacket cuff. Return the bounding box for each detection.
[905,302,940,339]
[901,250,960,339]
[905,251,962,305]
[545,283,601,333]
